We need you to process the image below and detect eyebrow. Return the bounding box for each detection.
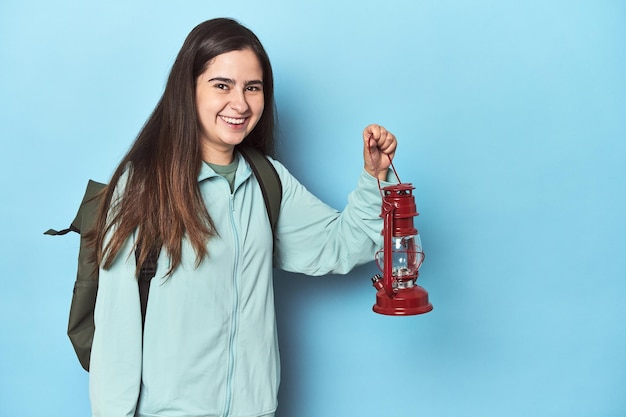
[208,77,263,86]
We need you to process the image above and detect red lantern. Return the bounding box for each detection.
[371,183,432,316]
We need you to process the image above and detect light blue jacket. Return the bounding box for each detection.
[90,152,390,417]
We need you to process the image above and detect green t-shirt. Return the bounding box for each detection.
[206,158,239,193]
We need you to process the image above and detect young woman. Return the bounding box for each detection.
[89,18,397,417]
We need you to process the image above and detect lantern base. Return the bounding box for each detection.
[373,285,433,316]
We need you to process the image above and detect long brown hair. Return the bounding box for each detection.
[89,18,276,275]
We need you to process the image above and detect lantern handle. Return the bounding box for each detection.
[367,135,402,194]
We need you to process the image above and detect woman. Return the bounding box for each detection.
[89,18,397,417]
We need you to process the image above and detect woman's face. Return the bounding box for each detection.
[196,48,265,162]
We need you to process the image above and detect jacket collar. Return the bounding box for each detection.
[197,150,253,186]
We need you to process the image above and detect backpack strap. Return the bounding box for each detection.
[136,246,160,330]
[238,145,282,234]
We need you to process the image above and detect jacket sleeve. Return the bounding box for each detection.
[89,174,142,417]
[272,160,391,276]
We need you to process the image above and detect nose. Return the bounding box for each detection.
[229,89,250,114]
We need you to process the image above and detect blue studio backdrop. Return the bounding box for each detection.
[1,1,625,416]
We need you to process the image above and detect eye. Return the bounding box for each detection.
[246,84,263,92]
[213,83,230,90]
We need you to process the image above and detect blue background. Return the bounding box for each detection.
[1,1,625,416]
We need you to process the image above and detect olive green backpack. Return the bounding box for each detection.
[45,146,282,371]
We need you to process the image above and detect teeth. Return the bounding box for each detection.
[221,116,245,125]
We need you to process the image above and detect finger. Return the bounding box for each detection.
[363,124,382,143]
[375,127,389,147]
[379,133,397,154]
[371,128,391,151]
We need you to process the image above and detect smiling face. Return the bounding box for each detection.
[195,48,265,164]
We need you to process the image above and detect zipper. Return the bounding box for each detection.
[223,193,240,417]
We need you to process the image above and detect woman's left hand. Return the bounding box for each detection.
[362,124,397,180]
